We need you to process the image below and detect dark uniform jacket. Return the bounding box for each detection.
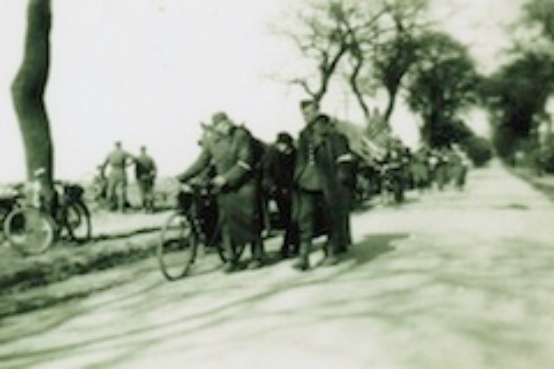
[293,120,353,248]
[135,155,156,181]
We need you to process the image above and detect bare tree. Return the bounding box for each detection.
[11,0,55,201]
[368,0,429,123]
[283,1,359,105]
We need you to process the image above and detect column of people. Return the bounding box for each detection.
[177,101,356,273]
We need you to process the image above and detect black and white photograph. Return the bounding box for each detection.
[1,0,553,368]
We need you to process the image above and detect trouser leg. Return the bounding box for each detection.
[292,190,317,271]
[293,239,311,271]
[221,224,239,273]
[248,236,266,269]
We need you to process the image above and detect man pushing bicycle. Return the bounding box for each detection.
[177,112,265,273]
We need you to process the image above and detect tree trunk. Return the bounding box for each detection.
[349,54,371,123]
[11,0,55,200]
[383,85,399,124]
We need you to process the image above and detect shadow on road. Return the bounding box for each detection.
[348,233,406,266]
[0,232,411,369]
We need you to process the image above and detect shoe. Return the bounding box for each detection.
[247,259,265,270]
[223,262,239,274]
[320,255,340,267]
[292,257,310,271]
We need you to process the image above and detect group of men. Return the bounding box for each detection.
[98,142,157,213]
[178,100,356,273]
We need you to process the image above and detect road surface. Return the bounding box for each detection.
[1,160,553,369]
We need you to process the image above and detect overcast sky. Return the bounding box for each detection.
[0,0,526,183]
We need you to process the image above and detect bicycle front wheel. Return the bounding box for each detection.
[157,213,198,281]
[4,207,56,256]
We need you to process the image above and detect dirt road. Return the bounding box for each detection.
[1,160,553,369]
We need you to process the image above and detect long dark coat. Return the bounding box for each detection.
[293,121,353,249]
[178,126,262,246]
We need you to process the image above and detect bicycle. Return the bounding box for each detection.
[157,180,246,281]
[53,181,92,243]
[0,185,25,245]
[2,181,92,256]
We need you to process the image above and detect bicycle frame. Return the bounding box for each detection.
[177,182,221,249]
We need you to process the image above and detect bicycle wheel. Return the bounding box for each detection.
[157,212,198,281]
[4,207,56,255]
[65,201,92,243]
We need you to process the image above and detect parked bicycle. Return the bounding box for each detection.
[2,180,92,256]
[157,180,246,281]
[0,185,26,244]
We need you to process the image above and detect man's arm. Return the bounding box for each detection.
[177,149,211,183]
[219,129,254,188]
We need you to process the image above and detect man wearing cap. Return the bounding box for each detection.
[101,141,134,212]
[178,112,265,273]
[134,146,157,212]
[262,131,298,258]
[292,100,354,271]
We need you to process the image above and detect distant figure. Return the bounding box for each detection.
[101,141,134,212]
[134,146,157,212]
[411,147,431,193]
[92,165,108,204]
[448,145,468,191]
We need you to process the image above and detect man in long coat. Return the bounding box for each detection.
[292,101,354,271]
[178,112,265,273]
[262,132,298,258]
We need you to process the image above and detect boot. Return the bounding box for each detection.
[321,244,340,267]
[222,233,239,273]
[292,242,311,271]
[223,261,239,273]
[248,239,266,269]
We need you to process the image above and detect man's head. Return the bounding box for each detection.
[313,113,331,127]
[140,146,147,155]
[300,99,319,124]
[211,111,233,136]
[115,141,122,149]
[276,132,294,152]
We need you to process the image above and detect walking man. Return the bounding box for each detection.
[292,100,354,271]
[178,112,266,272]
[134,146,157,212]
[101,141,134,212]
[263,131,298,258]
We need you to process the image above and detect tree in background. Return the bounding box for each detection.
[279,0,488,161]
[281,0,360,105]
[482,50,554,162]
[524,0,554,42]
[404,31,480,148]
[11,0,55,201]
[280,0,432,152]
[360,0,429,124]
